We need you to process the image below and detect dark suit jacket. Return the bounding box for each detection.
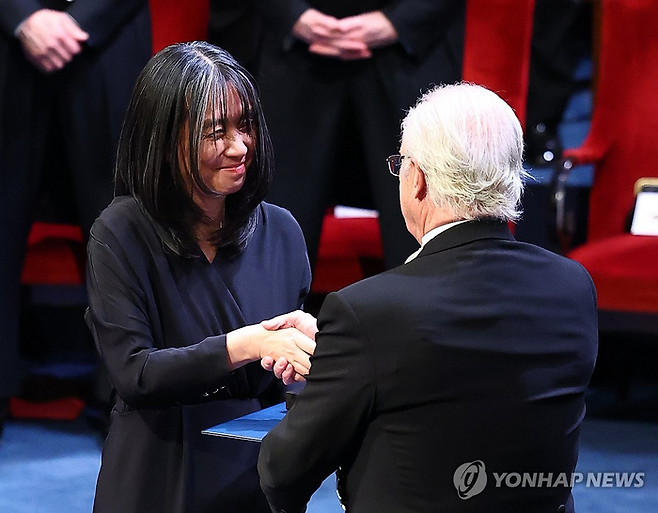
[259,219,598,513]
[207,0,263,73]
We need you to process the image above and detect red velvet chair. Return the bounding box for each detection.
[19,222,87,419]
[462,0,535,130]
[21,223,85,289]
[148,0,209,53]
[553,0,658,333]
[312,0,536,294]
[312,208,384,294]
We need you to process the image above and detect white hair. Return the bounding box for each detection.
[401,82,527,221]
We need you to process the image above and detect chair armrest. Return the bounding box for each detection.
[551,157,575,244]
[549,141,606,253]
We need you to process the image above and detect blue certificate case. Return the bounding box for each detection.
[202,402,287,442]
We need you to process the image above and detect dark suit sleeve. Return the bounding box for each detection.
[67,0,147,48]
[0,0,44,36]
[0,0,147,48]
[258,292,377,513]
[382,0,464,61]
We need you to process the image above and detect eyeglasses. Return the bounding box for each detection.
[386,154,409,176]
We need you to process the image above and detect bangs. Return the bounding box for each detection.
[122,41,271,257]
[206,68,258,135]
[183,64,258,198]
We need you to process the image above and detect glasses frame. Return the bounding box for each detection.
[386,154,409,176]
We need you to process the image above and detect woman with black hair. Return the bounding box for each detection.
[85,41,314,513]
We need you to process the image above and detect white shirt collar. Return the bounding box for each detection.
[404,220,469,264]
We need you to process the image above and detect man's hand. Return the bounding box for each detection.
[338,11,399,50]
[260,310,318,384]
[17,9,89,73]
[307,39,372,60]
[292,8,342,46]
[261,310,318,340]
[261,356,303,385]
[293,8,371,60]
[301,10,398,60]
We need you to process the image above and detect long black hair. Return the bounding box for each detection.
[115,41,273,257]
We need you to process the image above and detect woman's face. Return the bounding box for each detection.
[187,89,256,200]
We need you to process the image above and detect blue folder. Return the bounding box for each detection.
[202,401,344,511]
[202,402,287,442]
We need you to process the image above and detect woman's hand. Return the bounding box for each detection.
[226,323,315,378]
[258,310,319,384]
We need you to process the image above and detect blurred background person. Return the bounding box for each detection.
[253,0,466,274]
[0,0,151,437]
[207,0,262,75]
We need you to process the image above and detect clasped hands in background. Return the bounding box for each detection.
[293,9,398,61]
[16,9,89,73]
[15,7,397,70]
[260,310,319,386]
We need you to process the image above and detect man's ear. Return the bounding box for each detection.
[412,162,428,201]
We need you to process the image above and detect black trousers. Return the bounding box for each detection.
[526,0,592,130]
[0,40,147,398]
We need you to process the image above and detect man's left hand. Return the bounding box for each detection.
[17,9,89,73]
[261,356,303,385]
[260,310,318,384]
[337,11,398,50]
[306,11,398,61]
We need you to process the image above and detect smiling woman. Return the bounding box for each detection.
[85,41,315,513]
[115,42,272,260]
[176,87,257,262]
[192,90,256,243]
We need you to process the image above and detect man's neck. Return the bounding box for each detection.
[419,206,462,240]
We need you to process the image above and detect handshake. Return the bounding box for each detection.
[292,9,399,61]
[260,310,319,385]
[226,310,318,386]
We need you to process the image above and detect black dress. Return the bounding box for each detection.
[86,196,311,513]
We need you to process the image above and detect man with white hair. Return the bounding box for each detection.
[258,83,598,513]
